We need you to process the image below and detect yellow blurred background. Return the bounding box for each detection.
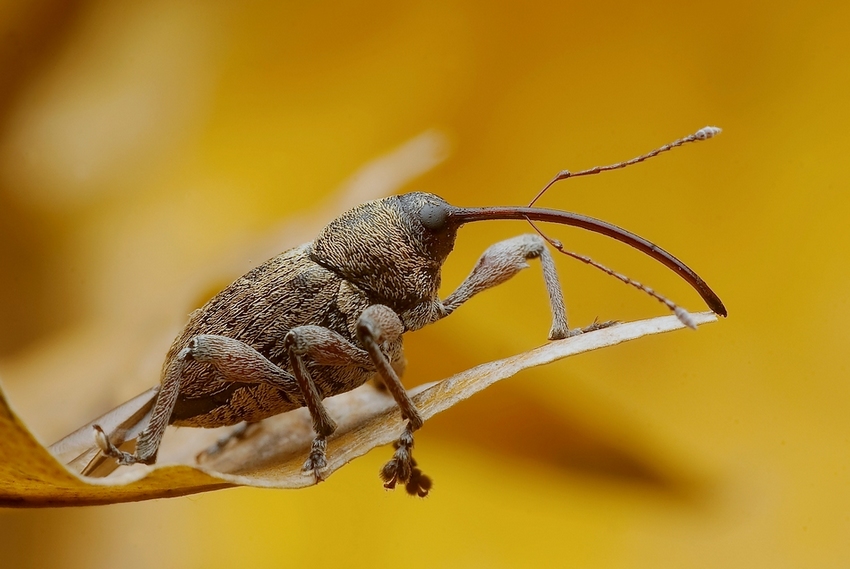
[1,0,848,567]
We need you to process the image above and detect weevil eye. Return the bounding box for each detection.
[418,201,451,232]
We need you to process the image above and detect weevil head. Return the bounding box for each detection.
[309,192,461,311]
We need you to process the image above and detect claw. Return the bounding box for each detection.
[92,424,143,466]
[379,425,431,497]
[302,437,329,481]
[579,319,618,334]
[405,468,432,498]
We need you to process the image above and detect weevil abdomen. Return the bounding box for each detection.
[167,244,393,428]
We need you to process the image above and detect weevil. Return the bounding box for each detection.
[86,127,726,496]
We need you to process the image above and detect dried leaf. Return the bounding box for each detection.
[0,312,716,507]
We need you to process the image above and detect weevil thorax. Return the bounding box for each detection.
[310,192,459,314]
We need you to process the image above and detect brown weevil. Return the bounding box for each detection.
[86,127,725,496]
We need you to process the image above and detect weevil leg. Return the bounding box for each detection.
[283,326,374,478]
[578,318,619,333]
[96,331,371,469]
[441,234,571,339]
[196,421,260,462]
[356,305,432,497]
[370,355,407,392]
[95,346,193,465]
[187,332,374,478]
[285,339,336,477]
[185,332,370,389]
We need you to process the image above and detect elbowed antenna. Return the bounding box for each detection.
[448,205,727,317]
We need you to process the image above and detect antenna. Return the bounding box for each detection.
[522,126,722,326]
[528,126,721,207]
[526,220,697,328]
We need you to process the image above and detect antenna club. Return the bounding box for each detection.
[695,126,722,140]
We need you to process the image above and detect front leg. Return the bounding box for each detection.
[442,234,572,339]
[197,421,259,461]
[356,305,431,497]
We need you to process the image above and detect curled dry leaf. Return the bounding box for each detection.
[0,312,716,507]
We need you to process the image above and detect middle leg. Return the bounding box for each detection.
[176,332,373,479]
[283,325,373,478]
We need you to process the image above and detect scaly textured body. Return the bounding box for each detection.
[168,245,379,426]
[167,194,452,428]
